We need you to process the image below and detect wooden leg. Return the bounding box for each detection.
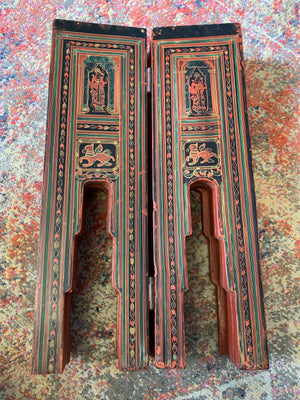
[152,24,268,370]
[32,20,148,373]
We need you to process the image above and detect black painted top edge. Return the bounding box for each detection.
[152,23,241,40]
[53,19,146,38]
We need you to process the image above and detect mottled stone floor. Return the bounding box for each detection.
[0,1,299,399]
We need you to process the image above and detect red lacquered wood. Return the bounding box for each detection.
[152,23,269,370]
[32,20,148,373]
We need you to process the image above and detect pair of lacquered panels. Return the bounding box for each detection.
[32,20,268,374]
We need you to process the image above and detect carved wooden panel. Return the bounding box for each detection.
[151,24,269,370]
[33,21,268,374]
[32,20,148,373]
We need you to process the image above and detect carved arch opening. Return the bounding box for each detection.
[186,179,238,359]
[62,180,118,369]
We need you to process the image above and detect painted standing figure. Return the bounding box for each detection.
[188,69,208,115]
[88,64,109,113]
